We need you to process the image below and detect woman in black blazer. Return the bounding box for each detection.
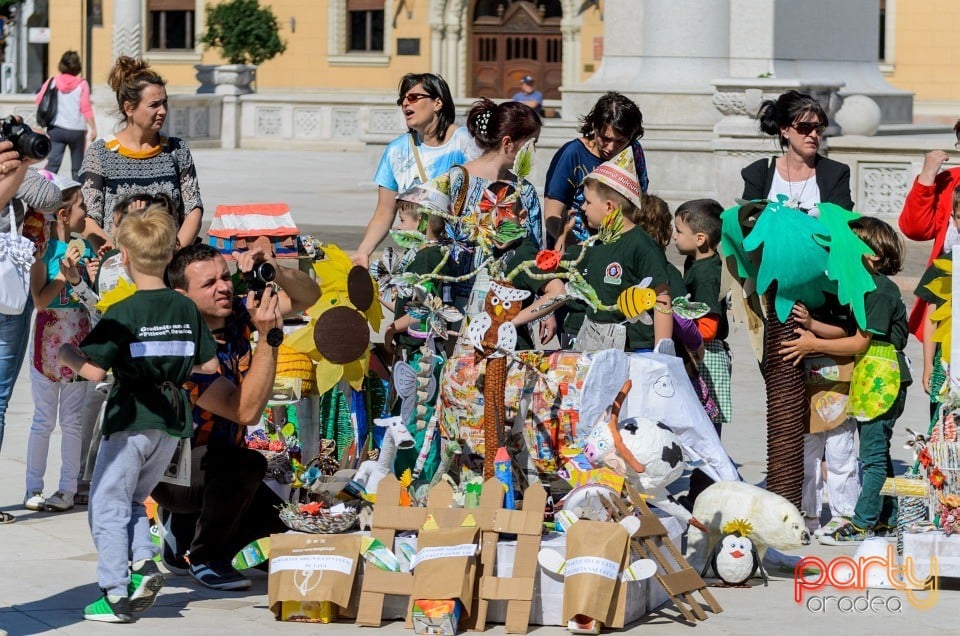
[741,91,853,211]
[736,91,854,516]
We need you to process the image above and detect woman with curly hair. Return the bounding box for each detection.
[80,56,203,251]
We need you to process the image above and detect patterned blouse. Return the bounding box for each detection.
[79,135,203,234]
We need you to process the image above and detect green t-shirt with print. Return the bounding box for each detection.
[565,226,670,351]
[80,288,217,438]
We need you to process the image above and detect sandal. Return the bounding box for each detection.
[0,511,15,524]
[74,492,89,506]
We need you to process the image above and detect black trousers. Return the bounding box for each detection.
[151,444,286,564]
[45,126,86,181]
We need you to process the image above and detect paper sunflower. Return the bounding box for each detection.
[94,278,137,315]
[720,518,754,537]
[284,244,382,395]
[926,257,952,363]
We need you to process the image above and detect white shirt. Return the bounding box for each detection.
[768,171,821,214]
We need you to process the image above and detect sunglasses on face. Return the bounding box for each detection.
[397,92,435,107]
[792,121,826,136]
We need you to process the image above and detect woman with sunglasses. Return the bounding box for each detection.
[742,90,853,211]
[898,120,960,338]
[542,92,649,250]
[736,90,853,519]
[353,73,480,268]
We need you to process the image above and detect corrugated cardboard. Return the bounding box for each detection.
[267,533,362,621]
[412,525,480,611]
[561,520,631,627]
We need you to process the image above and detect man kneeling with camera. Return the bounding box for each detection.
[152,243,319,590]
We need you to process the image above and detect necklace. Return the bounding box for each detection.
[784,158,815,211]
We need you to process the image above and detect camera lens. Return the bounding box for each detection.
[256,262,276,283]
[20,134,50,160]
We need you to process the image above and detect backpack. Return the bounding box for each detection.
[36,78,58,128]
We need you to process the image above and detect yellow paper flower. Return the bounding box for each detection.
[927,257,953,363]
[94,278,137,314]
[721,517,754,537]
[284,244,380,395]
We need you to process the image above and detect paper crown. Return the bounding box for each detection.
[587,146,641,211]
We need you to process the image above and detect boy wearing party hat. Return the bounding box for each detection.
[563,147,674,351]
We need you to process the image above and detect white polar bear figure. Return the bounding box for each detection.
[687,481,811,572]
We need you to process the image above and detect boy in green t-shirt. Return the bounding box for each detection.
[59,208,218,623]
[780,216,910,545]
[673,198,731,433]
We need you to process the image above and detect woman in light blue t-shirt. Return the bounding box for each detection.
[354,73,479,267]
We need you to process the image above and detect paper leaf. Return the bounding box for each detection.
[720,202,760,282]
[511,138,536,181]
[389,229,427,250]
[493,220,526,244]
[741,197,832,321]
[814,203,876,329]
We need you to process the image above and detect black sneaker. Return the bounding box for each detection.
[819,522,872,546]
[129,559,165,612]
[84,593,133,623]
[157,507,189,575]
[189,561,252,591]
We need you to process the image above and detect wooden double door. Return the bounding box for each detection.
[471,0,562,100]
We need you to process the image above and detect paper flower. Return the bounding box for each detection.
[299,501,322,515]
[918,446,933,469]
[930,467,946,490]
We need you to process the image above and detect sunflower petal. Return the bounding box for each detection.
[314,357,346,396]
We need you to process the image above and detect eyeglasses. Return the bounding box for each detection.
[396,92,435,107]
[792,121,826,136]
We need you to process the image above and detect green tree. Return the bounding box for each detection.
[201,0,287,66]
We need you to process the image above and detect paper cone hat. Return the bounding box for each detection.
[396,174,452,213]
[589,147,642,211]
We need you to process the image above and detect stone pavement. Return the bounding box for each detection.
[0,149,953,635]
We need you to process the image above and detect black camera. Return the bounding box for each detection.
[0,115,50,160]
[242,261,277,298]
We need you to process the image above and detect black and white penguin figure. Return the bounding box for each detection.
[713,534,761,586]
[700,518,768,587]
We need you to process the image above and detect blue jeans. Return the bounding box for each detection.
[0,295,33,451]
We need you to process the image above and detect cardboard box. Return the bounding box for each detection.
[267,533,362,622]
[412,599,464,635]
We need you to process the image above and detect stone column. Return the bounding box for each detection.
[112,2,142,60]
[559,21,580,91]
[562,0,730,128]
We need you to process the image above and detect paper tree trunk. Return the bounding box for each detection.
[762,288,806,509]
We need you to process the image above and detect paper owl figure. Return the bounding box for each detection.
[467,280,530,358]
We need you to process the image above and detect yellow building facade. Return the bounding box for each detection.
[40,1,959,120]
[44,1,603,99]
